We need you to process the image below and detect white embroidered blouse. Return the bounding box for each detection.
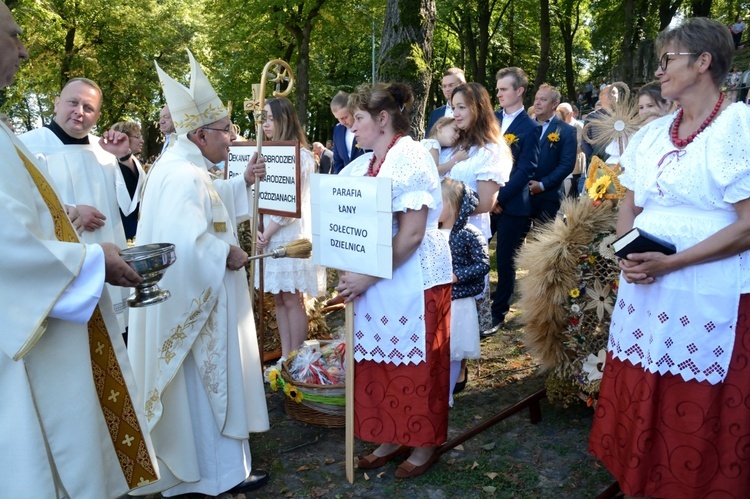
[341,136,452,365]
[609,103,750,384]
[446,142,512,239]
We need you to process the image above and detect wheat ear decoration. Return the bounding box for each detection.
[583,82,640,157]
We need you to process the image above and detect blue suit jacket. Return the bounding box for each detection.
[426,105,447,137]
[495,110,539,217]
[533,116,577,198]
[332,124,365,174]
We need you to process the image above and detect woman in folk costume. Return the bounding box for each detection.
[335,82,453,478]
[589,18,750,497]
[256,97,325,361]
[127,50,270,496]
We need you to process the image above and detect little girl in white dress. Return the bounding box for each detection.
[421,116,467,176]
[439,178,490,406]
[256,97,326,360]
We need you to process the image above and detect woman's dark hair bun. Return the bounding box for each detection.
[388,82,414,112]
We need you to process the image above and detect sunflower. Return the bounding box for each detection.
[284,383,304,403]
[569,288,581,298]
[504,133,518,146]
[547,131,560,143]
[268,369,280,391]
[588,175,612,201]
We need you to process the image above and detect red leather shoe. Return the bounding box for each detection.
[394,452,439,478]
[357,445,410,470]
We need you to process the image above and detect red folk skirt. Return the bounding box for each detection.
[589,294,750,498]
[354,283,451,447]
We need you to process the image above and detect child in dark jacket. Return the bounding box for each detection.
[439,178,490,406]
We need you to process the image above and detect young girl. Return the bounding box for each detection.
[257,97,326,361]
[637,81,671,124]
[421,116,467,176]
[439,178,490,406]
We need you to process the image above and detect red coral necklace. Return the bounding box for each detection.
[669,93,724,148]
[367,133,403,177]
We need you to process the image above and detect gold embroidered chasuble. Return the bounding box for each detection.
[0,124,158,497]
[127,137,268,495]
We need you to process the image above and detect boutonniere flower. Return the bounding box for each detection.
[504,133,518,146]
[355,141,361,150]
[547,130,560,146]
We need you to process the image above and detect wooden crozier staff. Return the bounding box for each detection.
[245,59,295,357]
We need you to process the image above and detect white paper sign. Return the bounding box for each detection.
[227,141,301,217]
[311,174,392,279]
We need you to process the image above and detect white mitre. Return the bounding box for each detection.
[155,50,228,135]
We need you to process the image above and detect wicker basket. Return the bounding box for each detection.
[280,358,345,428]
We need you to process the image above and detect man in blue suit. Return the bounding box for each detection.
[528,84,577,223]
[330,91,365,174]
[484,67,539,337]
[426,67,466,136]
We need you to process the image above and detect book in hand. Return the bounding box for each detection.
[612,227,677,259]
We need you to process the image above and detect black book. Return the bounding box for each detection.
[612,227,677,259]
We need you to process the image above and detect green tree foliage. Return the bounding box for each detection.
[8,0,198,137]
[10,0,742,148]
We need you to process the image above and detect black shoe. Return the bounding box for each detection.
[228,469,270,494]
[480,322,503,338]
[453,366,469,394]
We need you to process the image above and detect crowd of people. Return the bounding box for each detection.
[3,1,750,496]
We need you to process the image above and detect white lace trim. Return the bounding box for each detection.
[620,103,750,292]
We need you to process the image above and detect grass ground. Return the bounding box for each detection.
[156,240,615,499]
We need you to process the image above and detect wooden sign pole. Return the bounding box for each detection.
[345,301,355,483]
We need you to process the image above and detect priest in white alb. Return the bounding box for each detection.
[18,78,143,333]
[0,4,158,496]
[127,50,271,496]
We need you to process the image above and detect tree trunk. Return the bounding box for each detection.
[285,0,326,129]
[61,26,76,89]
[691,0,712,17]
[461,11,478,82]
[555,0,582,102]
[534,0,551,92]
[475,0,492,89]
[378,0,437,139]
[657,0,683,31]
[621,0,636,87]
